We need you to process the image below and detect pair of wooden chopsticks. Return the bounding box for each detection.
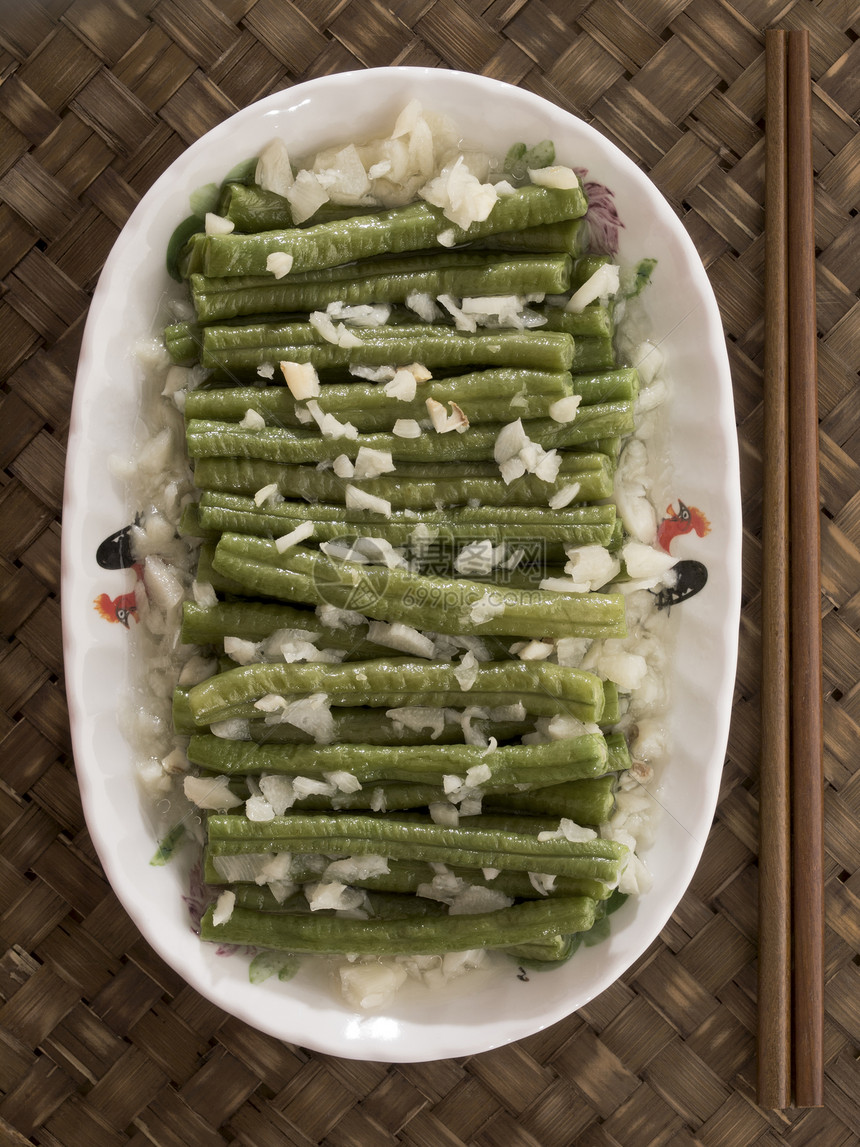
[757,28,824,1111]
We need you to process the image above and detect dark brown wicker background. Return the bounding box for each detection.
[1,1,858,1144]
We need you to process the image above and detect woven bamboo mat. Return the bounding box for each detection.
[1,1,858,1143]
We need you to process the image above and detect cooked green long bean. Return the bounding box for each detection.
[199,897,598,955]
[193,492,618,549]
[187,730,613,786]
[200,322,576,376]
[185,657,609,726]
[215,181,590,258]
[192,451,616,507]
[211,534,627,641]
[183,366,636,430]
[202,850,619,902]
[205,811,628,878]
[190,251,572,322]
[185,404,634,464]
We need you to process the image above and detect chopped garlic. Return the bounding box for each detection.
[548,482,581,509]
[192,579,218,607]
[429,802,460,827]
[279,360,320,400]
[306,400,358,440]
[383,368,418,401]
[316,604,367,629]
[533,449,561,482]
[437,294,477,333]
[528,164,580,189]
[387,706,447,739]
[548,395,582,423]
[565,263,621,313]
[622,540,678,580]
[392,419,422,438]
[324,770,363,793]
[275,520,314,553]
[538,818,598,843]
[256,137,294,196]
[345,485,392,517]
[406,291,442,321]
[453,651,479,691]
[464,762,491,787]
[333,454,355,478]
[205,212,235,235]
[324,855,389,882]
[528,872,557,896]
[340,960,407,1011]
[514,639,555,661]
[309,310,363,348]
[253,483,282,506]
[426,398,469,433]
[353,447,395,479]
[367,620,435,659]
[224,636,259,664]
[183,774,243,811]
[540,576,590,594]
[420,155,498,230]
[597,648,649,692]
[468,590,505,624]
[454,539,494,576]
[212,890,236,927]
[239,407,266,430]
[305,881,365,912]
[565,544,621,590]
[285,168,329,223]
[327,301,391,327]
[266,252,294,278]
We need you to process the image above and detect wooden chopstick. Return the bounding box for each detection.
[758,27,824,1110]
[757,26,791,1111]
[786,27,825,1110]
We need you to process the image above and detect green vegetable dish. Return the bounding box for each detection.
[139,101,674,1010]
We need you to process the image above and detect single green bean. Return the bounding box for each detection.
[487,775,616,822]
[217,182,590,258]
[201,324,576,377]
[187,730,612,785]
[199,897,598,954]
[212,534,628,641]
[190,252,572,322]
[205,812,628,879]
[541,306,613,338]
[280,774,612,820]
[196,184,588,278]
[202,850,617,901]
[185,403,634,464]
[192,452,615,508]
[184,368,574,425]
[194,492,618,549]
[469,217,589,257]
[185,657,609,726]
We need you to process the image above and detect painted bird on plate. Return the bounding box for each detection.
[656,500,710,553]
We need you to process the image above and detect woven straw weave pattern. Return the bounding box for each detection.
[0,1,858,1144]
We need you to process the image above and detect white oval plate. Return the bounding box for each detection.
[62,67,741,1062]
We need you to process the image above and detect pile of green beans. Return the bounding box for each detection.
[167,153,641,968]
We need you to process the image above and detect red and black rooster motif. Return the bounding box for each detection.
[652,500,711,611]
[93,520,145,628]
[656,500,711,554]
